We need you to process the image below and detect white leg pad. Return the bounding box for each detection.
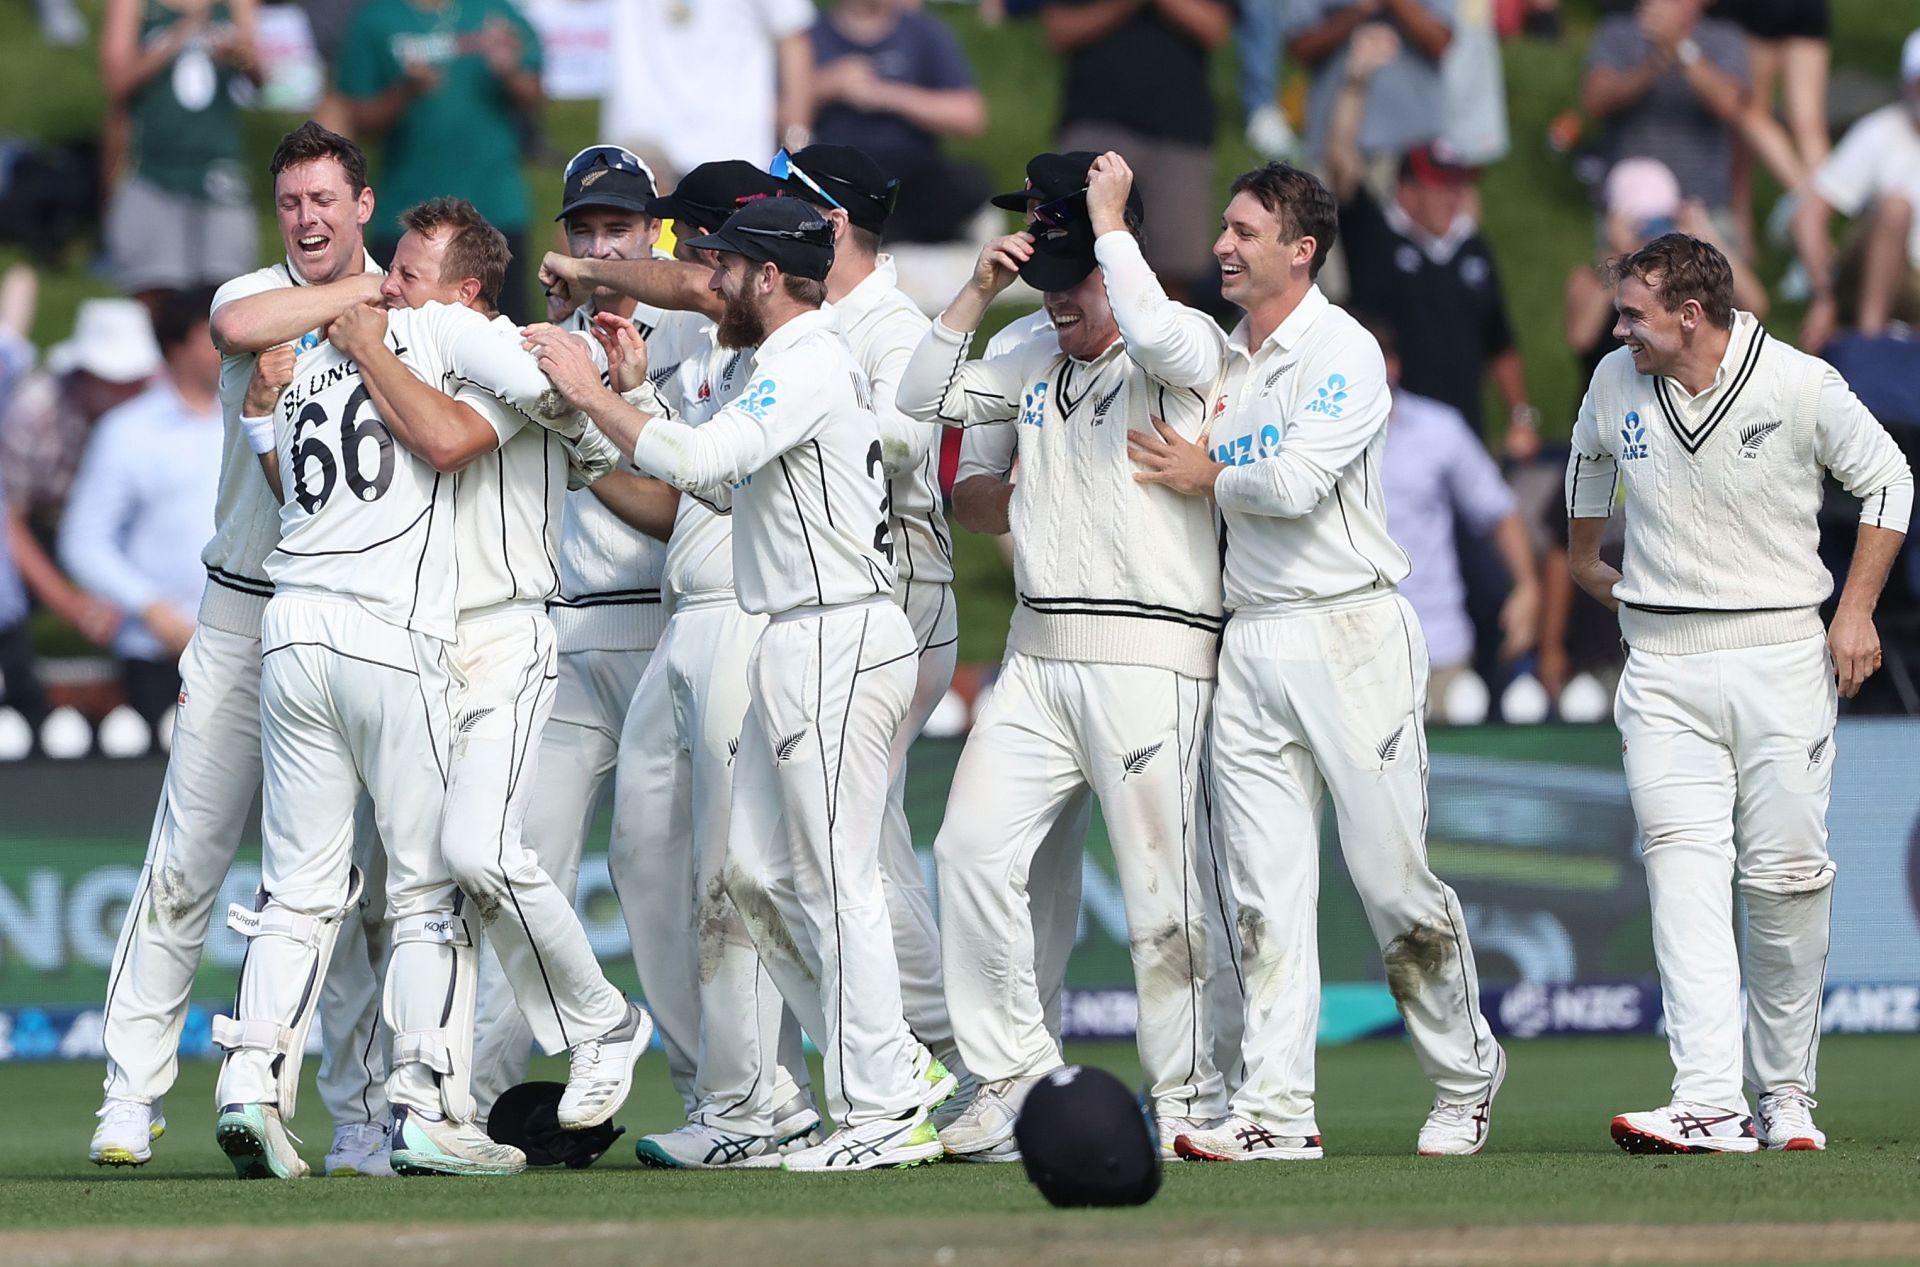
[386,905,480,1120]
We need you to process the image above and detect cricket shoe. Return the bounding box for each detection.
[635,1122,786,1170]
[1610,1102,1760,1154]
[936,1074,1040,1158]
[390,1107,526,1176]
[1158,1114,1230,1161]
[1757,1089,1826,1151]
[216,1103,312,1179]
[914,1045,958,1113]
[1174,1115,1324,1162]
[956,1135,1022,1163]
[1418,1046,1507,1156]
[782,1110,942,1171]
[325,1121,395,1176]
[771,1093,824,1151]
[90,1096,165,1167]
[934,1070,982,1132]
[558,1002,653,1130]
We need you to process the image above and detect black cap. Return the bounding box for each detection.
[683,196,835,281]
[486,1082,625,1169]
[648,161,787,236]
[989,152,1145,295]
[776,144,898,234]
[555,146,659,222]
[1013,1066,1160,1208]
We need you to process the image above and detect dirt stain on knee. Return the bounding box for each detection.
[1383,921,1452,1007]
[150,865,193,924]
[696,874,745,986]
[1129,919,1203,1000]
[723,866,813,984]
[1235,907,1265,961]
[471,892,501,926]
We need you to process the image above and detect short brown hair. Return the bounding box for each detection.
[781,273,827,307]
[1606,232,1735,328]
[402,197,511,309]
[269,121,368,195]
[1228,163,1339,277]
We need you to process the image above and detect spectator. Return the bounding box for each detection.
[0,468,44,727]
[1372,319,1540,714]
[1581,0,1749,233]
[99,0,262,308]
[1283,0,1454,168]
[0,299,159,651]
[1566,157,1768,383]
[600,0,815,183]
[0,266,35,423]
[1441,0,1508,165]
[1240,0,1298,160]
[36,0,87,46]
[57,289,223,725]
[1329,23,1539,456]
[1720,0,1830,242]
[811,0,991,244]
[1043,0,1234,299]
[336,0,544,321]
[1791,29,1920,353]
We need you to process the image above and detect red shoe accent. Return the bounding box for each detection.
[1172,1135,1232,1162]
[1780,1137,1822,1151]
[1610,1116,1713,1156]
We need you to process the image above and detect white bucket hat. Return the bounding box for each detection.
[45,298,163,384]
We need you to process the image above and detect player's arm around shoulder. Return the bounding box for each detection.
[628,337,824,494]
[896,302,1027,428]
[339,303,505,474]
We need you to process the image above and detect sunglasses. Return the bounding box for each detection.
[734,224,829,244]
[565,144,656,186]
[769,150,901,215]
[1029,186,1089,228]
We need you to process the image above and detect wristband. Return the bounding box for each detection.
[1675,37,1701,67]
[243,413,276,455]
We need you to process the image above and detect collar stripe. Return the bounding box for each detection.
[1652,325,1766,456]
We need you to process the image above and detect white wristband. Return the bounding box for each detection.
[243,413,276,455]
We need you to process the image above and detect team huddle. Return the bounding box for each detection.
[87,118,1911,1179]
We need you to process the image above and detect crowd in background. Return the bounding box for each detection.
[5,0,1920,737]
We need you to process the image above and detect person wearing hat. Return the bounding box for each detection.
[527,195,949,1171]
[1792,27,1920,352]
[542,161,834,1170]
[0,297,157,655]
[772,141,973,1110]
[896,151,1233,1163]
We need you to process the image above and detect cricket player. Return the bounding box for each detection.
[534,161,828,1167]
[895,152,1231,1161]
[1564,234,1911,1154]
[90,122,392,1176]
[768,143,968,1095]
[468,146,681,1122]
[1127,163,1504,1162]
[527,196,945,1171]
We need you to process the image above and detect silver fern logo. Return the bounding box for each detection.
[775,731,807,763]
[726,736,739,767]
[457,707,495,735]
[1121,742,1164,778]
[1740,420,1782,458]
[1091,383,1123,423]
[647,361,679,389]
[1377,724,1405,764]
[1808,734,1830,770]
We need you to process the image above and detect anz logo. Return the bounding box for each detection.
[1211,424,1283,467]
[1019,380,1049,428]
[1621,411,1649,461]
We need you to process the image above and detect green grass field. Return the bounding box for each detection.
[3,1036,1917,1266]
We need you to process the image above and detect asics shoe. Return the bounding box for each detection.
[1174,1115,1324,1162]
[1610,1102,1760,1154]
[1757,1089,1826,1151]
[216,1103,311,1179]
[635,1121,786,1169]
[782,1111,942,1171]
[1418,1046,1507,1156]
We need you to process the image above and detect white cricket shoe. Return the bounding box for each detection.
[1174,1115,1324,1162]
[635,1122,785,1169]
[325,1121,395,1176]
[771,1093,824,1151]
[1757,1089,1827,1151]
[1418,1047,1507,1156]
[390,1107,526,1176]
[781,1110,942,1171]
[1157,1114,1227,1161]
[557,1002,653,1130]
[936,1074,1039,1158]
[90,1097,165,1167]
[934,1069,982,1131]
[1610,1102,1760,1154]
[216,1103,312,1179]
[913,1045,958,1113]
[956,1135,1022,1163]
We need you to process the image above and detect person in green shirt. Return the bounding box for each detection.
[336,0,543,320]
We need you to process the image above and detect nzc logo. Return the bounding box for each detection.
[1621,411,1649,461]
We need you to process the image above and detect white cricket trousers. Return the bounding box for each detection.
[471,644,649,1120]
[885,582,963,1078]
[441,610,628,1060]
[1616,633,1837,1112]
[607,599,807,1134]
[937,652,1226,1119]
[217,594,457,1117]
[1211,594,1499,1135]
[100,616,385,1125]
[726,598,923,1127]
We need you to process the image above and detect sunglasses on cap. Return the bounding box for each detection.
[565,144,656,185]
[769,150,902,215]
[1029,186,1089,228]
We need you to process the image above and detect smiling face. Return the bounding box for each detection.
[1044,269,1120,362]
[565,206,662,304]
[710,251,774,349]
[1214,190,1304,312]
[274,158,374,286]
[1611,273,1692,378]
[380,229,472,310]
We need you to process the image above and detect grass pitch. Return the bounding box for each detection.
[3,1036,1917,1266]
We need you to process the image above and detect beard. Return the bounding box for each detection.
[716,286,768,350]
